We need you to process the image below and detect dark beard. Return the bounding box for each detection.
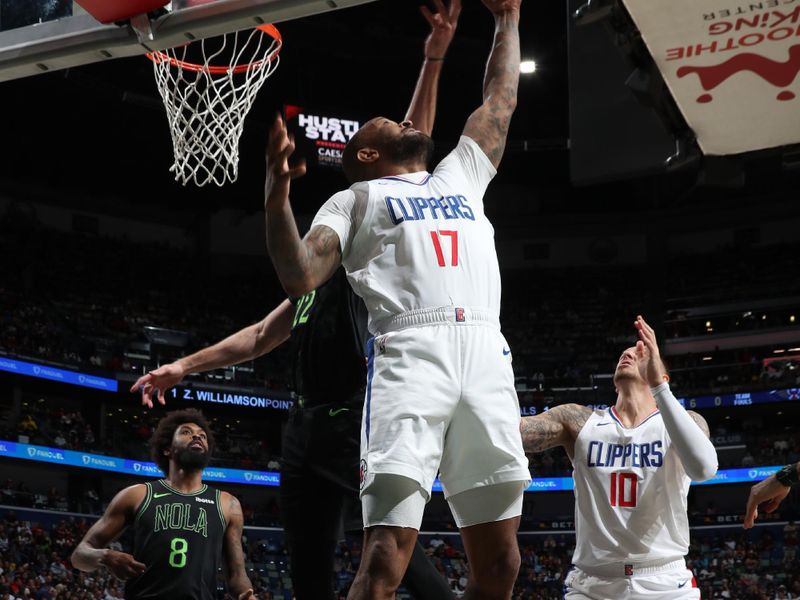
[386,132,434,167]
[174,446,210,471]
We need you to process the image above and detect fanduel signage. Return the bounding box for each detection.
[0,439,781,491]
[0,357,117,392]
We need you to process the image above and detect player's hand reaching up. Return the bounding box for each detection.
[130,363,185,408]
[101,549,146,580]
[422,0,461,60]
[480,0,521,16]
[237,589,255,600]
[265,114,306,206]
[634,315,669,388]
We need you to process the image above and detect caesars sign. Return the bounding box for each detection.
[622,0,800,155]
[285,104,364,170]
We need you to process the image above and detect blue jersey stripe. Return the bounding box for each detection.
[365,337,376,447]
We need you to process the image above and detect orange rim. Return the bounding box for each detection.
[146,23,281,74]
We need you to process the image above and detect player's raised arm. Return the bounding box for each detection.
[221,492,254,599]
[404,0,461,136]
[131,300,294,407]
[462,0,521,168]
[635,315,718,482]
[265,115,341,297]
[520,403,591,457]
[71,485,147,579]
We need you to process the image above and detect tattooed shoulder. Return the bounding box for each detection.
[306,225,341,256]
[555,404,593,434]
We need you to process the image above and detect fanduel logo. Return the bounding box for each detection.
[244,472,253,481]
[83,455,116,468]
[131,463,160,475]
[27,447,65,461]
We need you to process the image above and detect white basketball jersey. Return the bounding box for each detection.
[311,136,500,333]
[571,408,691,569]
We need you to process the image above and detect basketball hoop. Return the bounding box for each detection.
[147,24,281,187]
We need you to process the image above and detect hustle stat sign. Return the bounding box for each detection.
[284,104,365,170]
[621,0,800,155]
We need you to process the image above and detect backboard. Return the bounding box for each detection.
[0,0,378,82]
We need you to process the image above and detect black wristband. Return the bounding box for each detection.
[775,463,800,487]
[426,56,445,61]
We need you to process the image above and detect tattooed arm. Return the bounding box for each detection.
[265,115,342,297]
[462,0,521,168]
[222,492,254,599]
[520,404,592,459]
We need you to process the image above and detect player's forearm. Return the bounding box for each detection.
[481,10,520,113]
[228,573,254,597]
[70,543,107,572]
[652,383,718,481]
[265,199,317,297]
[404,58,444,136]
[520,416,562,453]
[176,324,265,375]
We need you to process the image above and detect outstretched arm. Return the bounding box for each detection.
[404,0,461,136]
[744,462,798,529]
[520,403,592,459]
[71,485,146,579]
[221,492,254,599]
[131,300,294,407]
[462,0,521,168]
[265,116,341,297]
[635,316,718,482]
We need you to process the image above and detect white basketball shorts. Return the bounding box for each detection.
[565,560,700,600]
[359,306,531,511]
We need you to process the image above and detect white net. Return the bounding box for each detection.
[149,25,281,187]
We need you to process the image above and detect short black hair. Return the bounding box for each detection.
[342,127,370,184]
[149,408,215,475]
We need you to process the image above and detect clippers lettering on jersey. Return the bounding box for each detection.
[384,195,475,225]
[154,503,209,538]
[586,440,664,468]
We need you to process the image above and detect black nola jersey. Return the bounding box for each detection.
[125,480,225,600]
[288,267,370,406]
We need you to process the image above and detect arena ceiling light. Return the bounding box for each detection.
[520,60,537,74]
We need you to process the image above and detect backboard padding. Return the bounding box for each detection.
[0,0,378,82]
